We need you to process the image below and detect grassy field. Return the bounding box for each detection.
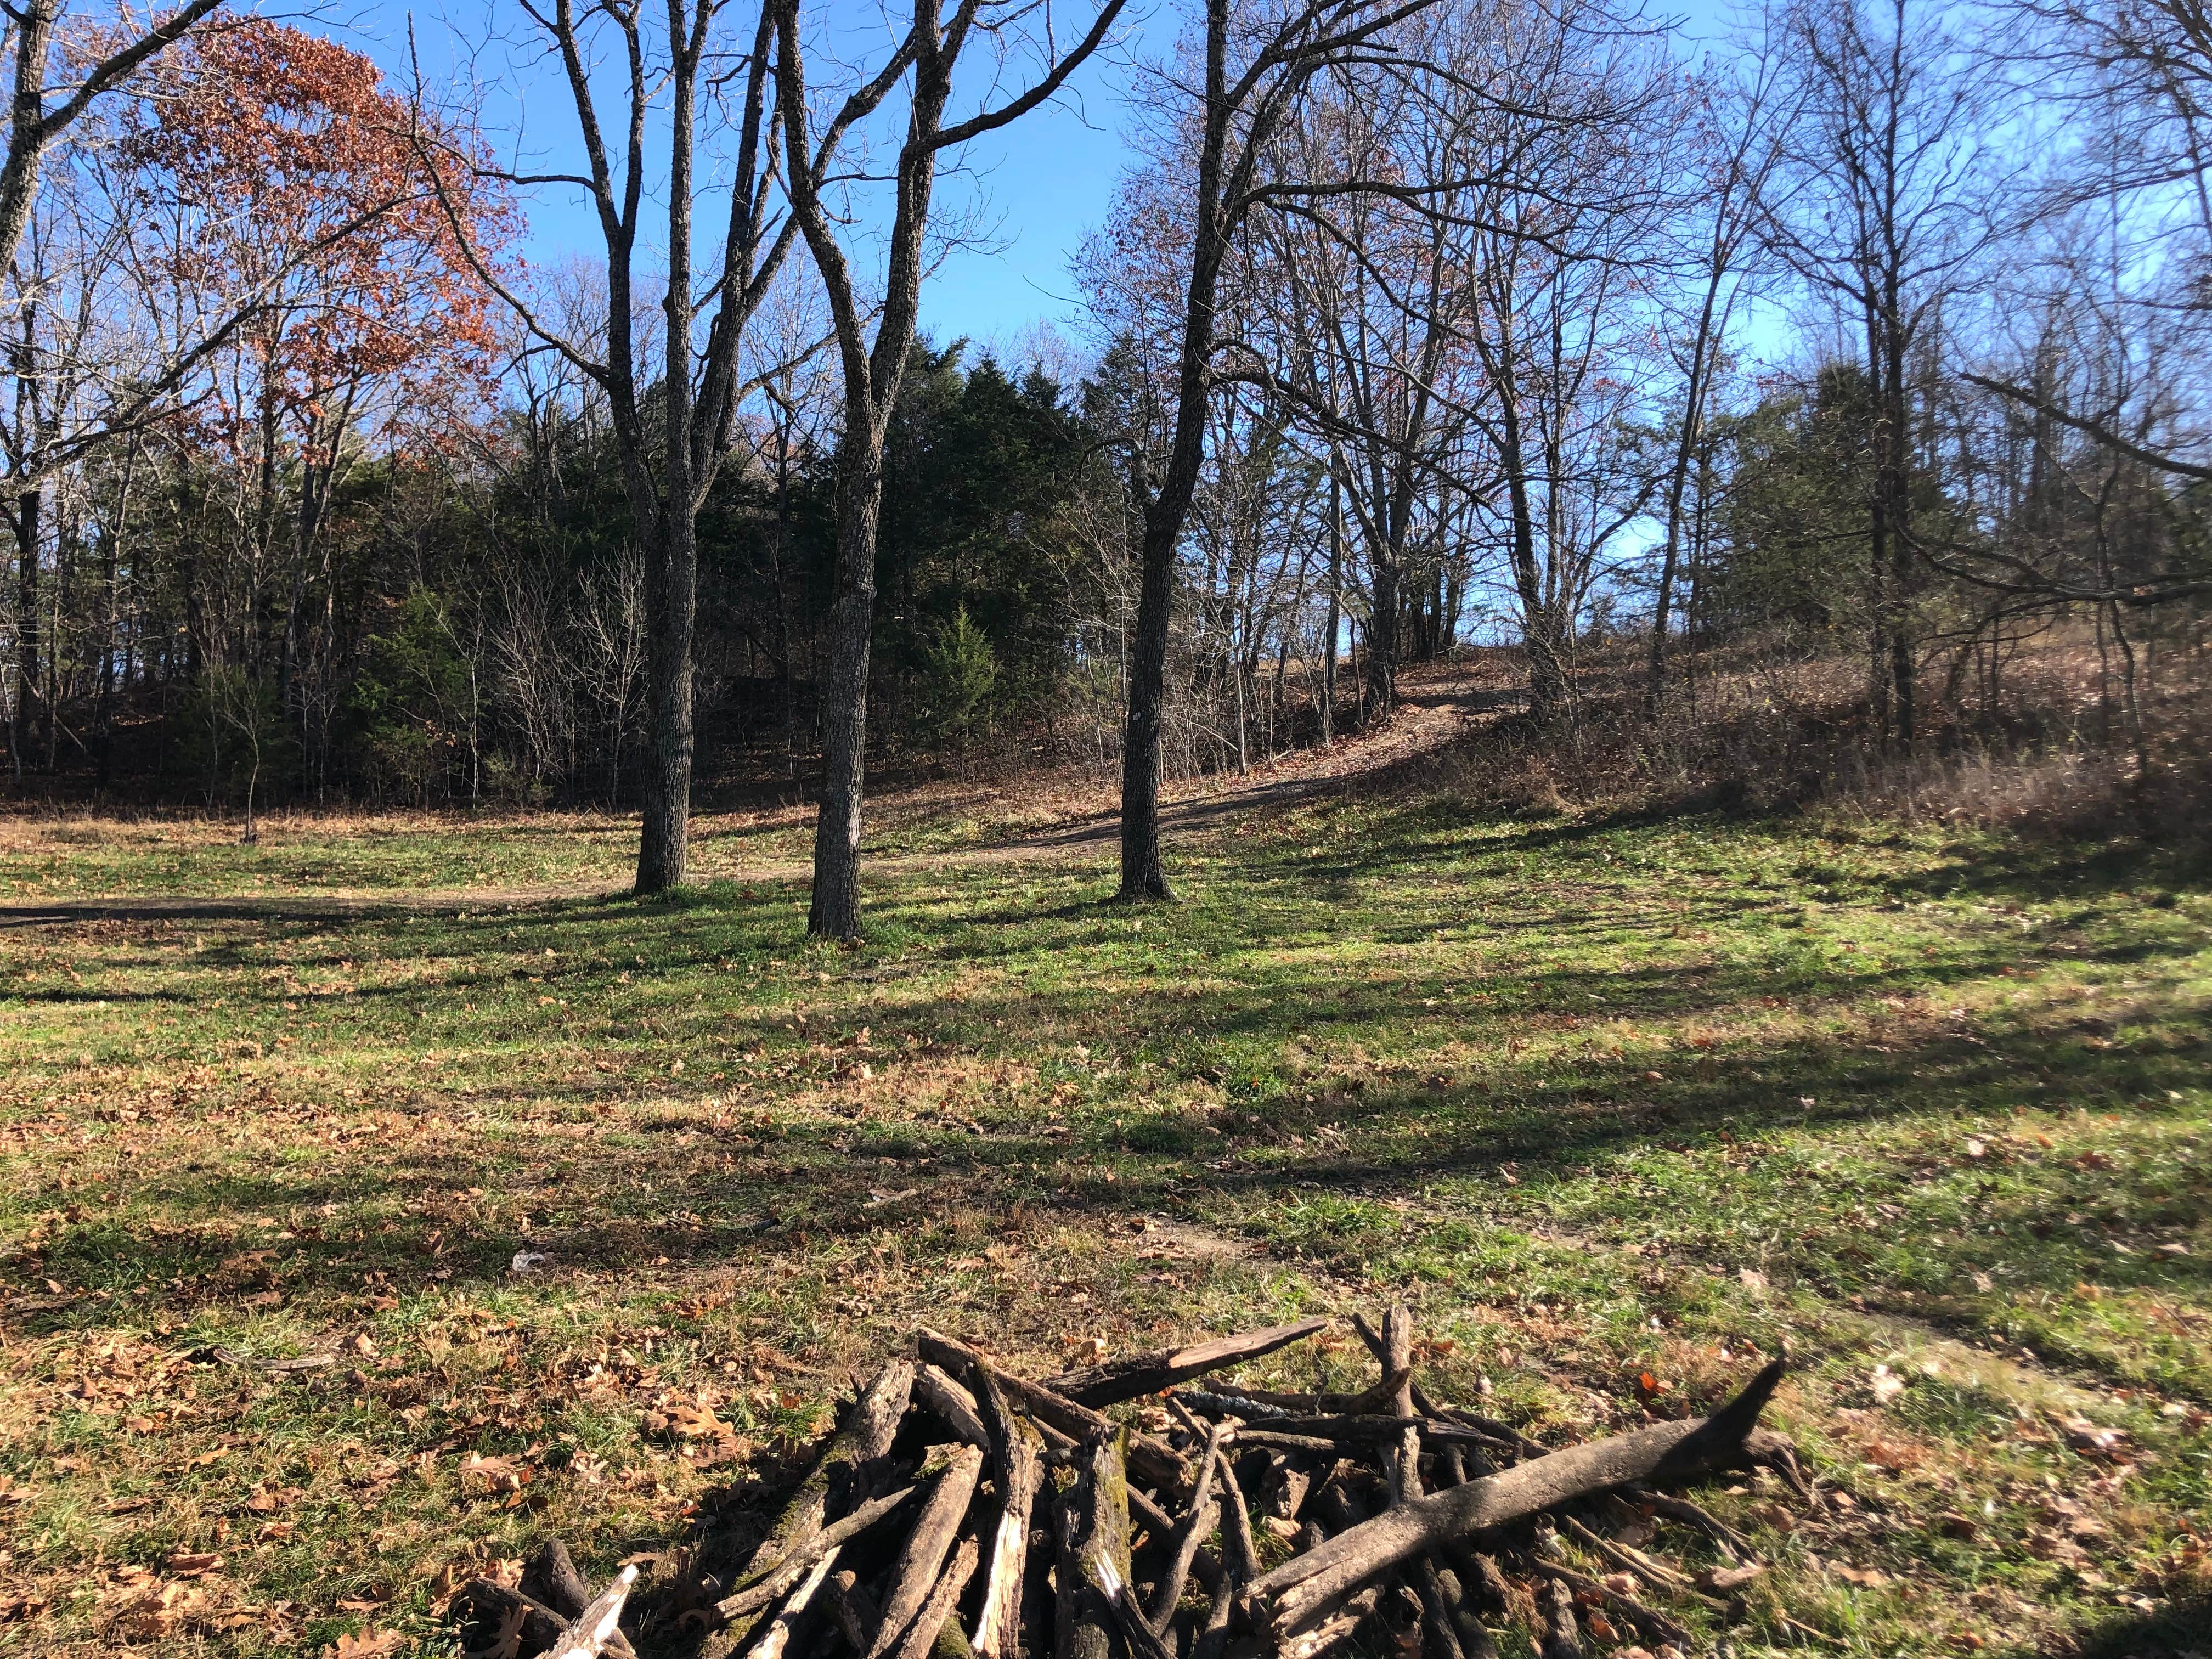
[0,777,1121,902]
[1,785,2207,1657]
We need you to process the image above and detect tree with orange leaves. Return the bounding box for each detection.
[105,18,515,763]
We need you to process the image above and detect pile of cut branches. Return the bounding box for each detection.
[457,1310,1802,1658]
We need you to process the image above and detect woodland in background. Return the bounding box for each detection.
[3,0,2210,847]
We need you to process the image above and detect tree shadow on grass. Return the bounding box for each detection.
[2068,1594,2212,1659]
[20,972,2203,1378]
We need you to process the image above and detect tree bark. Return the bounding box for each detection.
[735,1359,915,1586]
[808,444,885,936]
[13,486,37,769]
[865,1444,984,1659]
[634,509,698,890]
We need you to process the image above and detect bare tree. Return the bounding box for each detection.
[1109,0,1436,903]
[771,0,1129,939]
[1646,33,1785,714]
[0,0,223,290]
[1448,0,1674,723]
[1235,38,1486,724]
[425,0,797,892]
[1757,0,1993,748]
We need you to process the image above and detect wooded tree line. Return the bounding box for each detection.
[3,0,2208,928]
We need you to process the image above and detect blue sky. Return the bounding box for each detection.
[365,0,1743,363]
[363,0,1177,357]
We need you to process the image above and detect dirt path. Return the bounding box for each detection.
[0,658,1520,924]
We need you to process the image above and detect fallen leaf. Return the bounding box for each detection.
[1862,1439,1918,1473]
[2057,1415,2127,1458]
[464,1602,529,1659]
[328,1630,408,1658]
[460,1454,527,1494]
[663,1391,728,1440]
[1699,1564,1765,1593]
[108,1578,216,1639]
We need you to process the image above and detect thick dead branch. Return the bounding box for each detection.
[1177,1386,1293,1420]
[1149,1419,1232,1631]
[458,1580,572,1656]
[1252,1414,1508,1450]
[826,1570,879,1652]
[1413,1556,1468,1659]
[547,1565,638,1659]
[1190,1573,1238,1659]
[1043,1318,1332,1407]
[916,1364,991,1448]
[737,1359,914,1584]
[888,1534,979,1659]
[1054,1442,1112,1659]
[917,1328,1190,1494]
[743,1552,837,1659]
[1246,1359,1788,1638]
[501,1544,638,1659]
[1181,1368,1413,1418]
[974,1415,1043,1659]
[865,1444,985,1659]
[1537,1576,1584,1659]
[1217,1443,1266,1583]
[522,1539,594,1618]
[1432,1566,1500,1659]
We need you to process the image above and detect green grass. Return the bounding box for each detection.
[1,793,2207,1656]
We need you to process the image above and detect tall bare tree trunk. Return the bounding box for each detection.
[13,486,36,768]
[1321,472,1341,743]
[1363,535,1399,720]
[1120,488,1181,900]
[636,513,698,889]
[1883,278,1914,747]
[808,443,884,935]
[776,0,1125,935]
[1646,284,1720,718]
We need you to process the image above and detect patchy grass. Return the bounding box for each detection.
[0,805,837,899]
[1,793,2207,1657]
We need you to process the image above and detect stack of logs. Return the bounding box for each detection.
[461,1310,1799,1658]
